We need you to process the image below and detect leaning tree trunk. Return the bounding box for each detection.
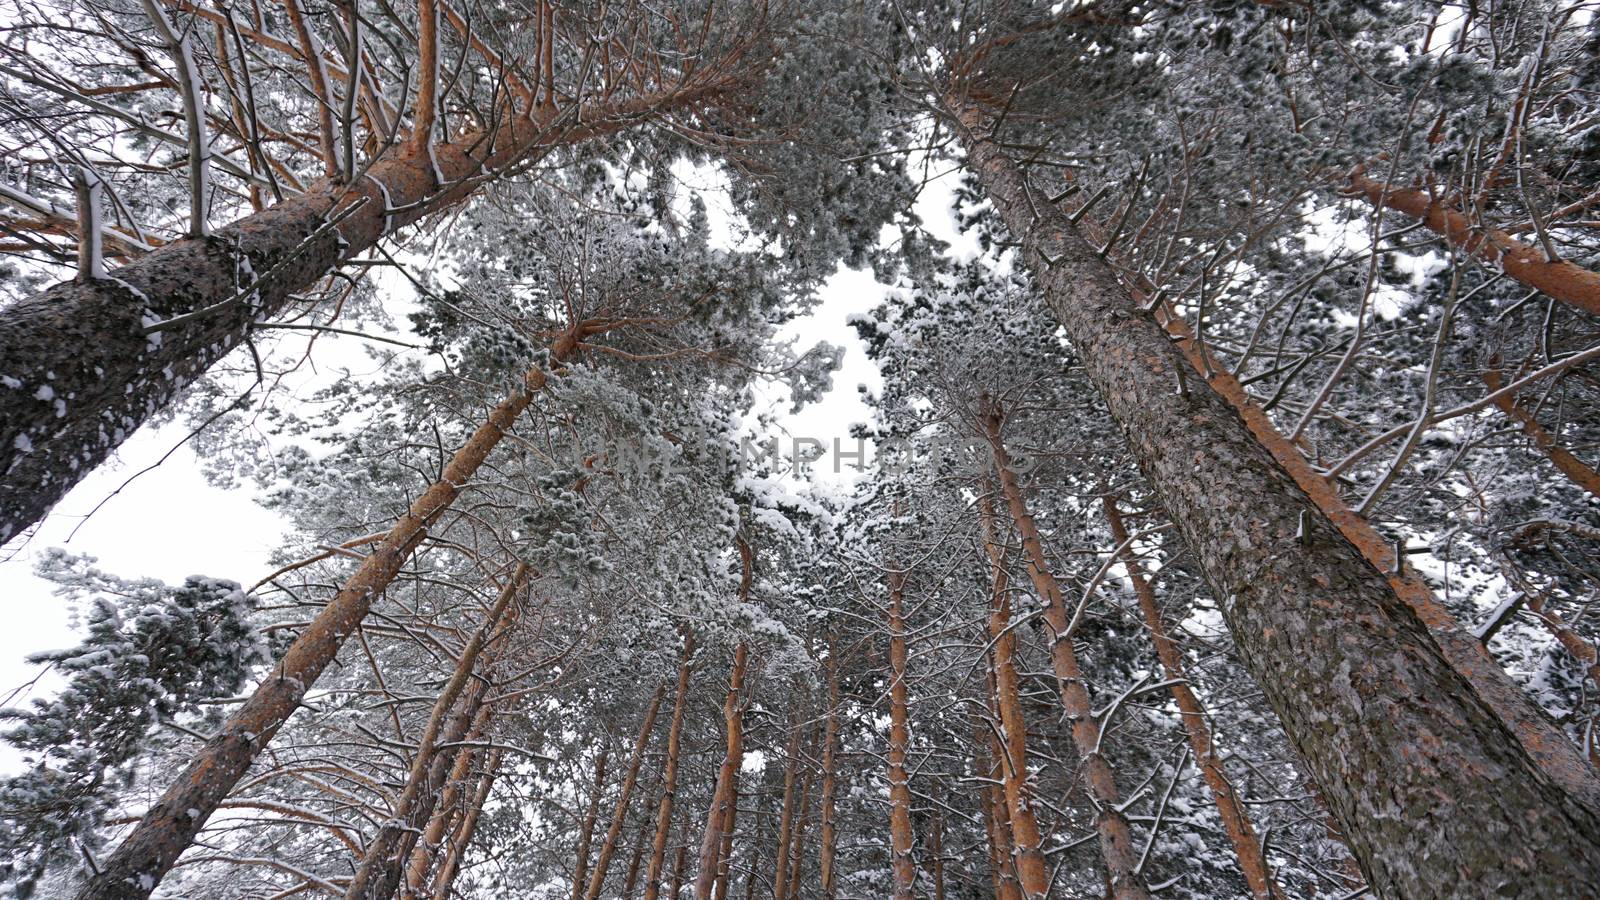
[976,491,1050,899]
[76,327,582,900]
[951,94,1600,897]
[884,570,918,900]
[644,636,695,900]
[571,746,612,900]
[981,410,1149,900]
[1101,495,1283,900]
[428,746,504,900]
[584,684,667,900]
[346,561,532,899]
[0,78,732,544]
[695,538,753,900]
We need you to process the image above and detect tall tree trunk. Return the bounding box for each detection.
[671,843,690,900]
[585,685,668,900]
[79,333,579,900]
[404,731,485,895]
[980,408,1149,900]
[885,570,918,899]
[428,746,504,900]
[572,746,612,900]
[976,490,1050,899]
[975,710,1022,900]
[951,95,1600,897]
[644,636,696,900]
[816,634,843,900]
[780,730,818,900]
[771,707,805,896]
[347,561,532,899]
[1346,170,1600,317]
[621,795,655,900]
[711,783,739,900]
[696,537,754,900]
[0,79,736,544]
[1101,495,1283,900]
[693,655,746,900]
[927,804,946,900]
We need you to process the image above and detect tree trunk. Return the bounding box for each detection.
[952,95,1600,897]
[694,641,749,900]
[780,730,818,900]
[0,80,735,544]
[77,326,579,900]
[644,636,695,900]
[980,408,1149,900]
[404,733,484,894]
[817,634,843,900]
[1145,287,1600,810]
[572,746,612,900]
[711,783,738,900]
[927,804,946,900]
[976,490,1050,899]
[1346,170,1600,317]
[975,710,1022,900]
[1101,495,1283,900]
[771,708,805,896]
[347,561,532,899]
[428,746,504,900]
[885,570,917,899]
[585,685,668,900]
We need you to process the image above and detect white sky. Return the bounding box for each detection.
[0,157,974,772]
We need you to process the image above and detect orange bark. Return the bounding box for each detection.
[1482,368,1600,500]
[1149,300,1600,811]
[976,492,1050,899]
[643,636,695,900]
[975,709,1022,900]
[584,685,668,900]
[1102,496,1284,899]
[1348,172,1600,317]
[982,409,1150,900]
[571,746,611,900]
[695,539,754,900]
[428,745,503,899]
[886,570,918,899]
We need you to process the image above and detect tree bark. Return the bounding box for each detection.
[428,746,503,900]
[780,730,818,900]
[885,569,918,899]
[644,636,695,900]
[0,77,735,544]
[1140,281,1600,810]
[975,710,1022,900]
[975,490,1050,899]
[696,537,754,900]
[347,561,532,899]
[571,746,612,900]
[77,329,582,900]
[816,634,843,900]
[1101,495,1283,900]
[981,409,1149,900]
[952,95,1600,897]
[585,685,668,900]
[1346,171,1600,317]
[770,708,805,896]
